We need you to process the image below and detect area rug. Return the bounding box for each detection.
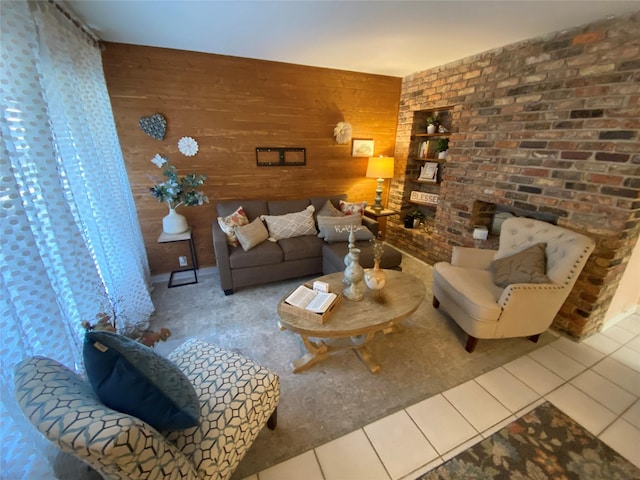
[418,402,640,480]
[146,254,557,479]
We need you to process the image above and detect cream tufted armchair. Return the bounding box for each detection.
[432,217,595,352]
[14,339,279,480]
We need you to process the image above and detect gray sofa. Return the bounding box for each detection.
[212,195,402,295]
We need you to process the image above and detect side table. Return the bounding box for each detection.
[157,229,199,288]
[364,207,398,240]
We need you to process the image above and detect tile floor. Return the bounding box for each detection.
[242,313,640,480]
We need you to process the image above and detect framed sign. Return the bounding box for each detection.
[351,139,374,157]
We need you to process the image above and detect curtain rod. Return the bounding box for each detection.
[47,0,103,50]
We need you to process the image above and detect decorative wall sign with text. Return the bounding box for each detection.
[139,113,167,140]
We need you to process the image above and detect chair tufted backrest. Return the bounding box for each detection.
[14,356,197,480]
[496,217,595,286]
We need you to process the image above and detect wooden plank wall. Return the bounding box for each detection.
[101,43,402,275]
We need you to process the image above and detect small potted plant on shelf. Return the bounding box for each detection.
[426,113,439,134]
[436,137,449,160]
[404,209,426,229]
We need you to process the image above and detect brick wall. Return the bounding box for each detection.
[387,13,640,339]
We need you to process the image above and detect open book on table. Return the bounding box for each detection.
[285,285,337,314]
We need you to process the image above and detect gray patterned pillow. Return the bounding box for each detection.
[83,331,200,431]
[261,205,317,241]
[491,242,551,287]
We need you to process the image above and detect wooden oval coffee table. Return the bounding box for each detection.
[277,270,425,374]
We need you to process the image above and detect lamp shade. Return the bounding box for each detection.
[366,156,394,179]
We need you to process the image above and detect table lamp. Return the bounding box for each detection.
[366,156,394,212]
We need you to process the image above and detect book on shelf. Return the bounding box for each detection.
[285,285,338,314]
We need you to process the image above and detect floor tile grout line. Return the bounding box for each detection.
[360,427,393,480]
[312,448,327,480]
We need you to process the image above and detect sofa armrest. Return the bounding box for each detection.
[212,221,233,293]
[362,216,379,237]
[451,247,497,270]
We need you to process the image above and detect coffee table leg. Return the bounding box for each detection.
[290,332,382,374]
[291,336,330,373]
[355,346,381,374]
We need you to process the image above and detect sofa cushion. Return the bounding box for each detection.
[217,206,249,247]
[261,205,318,241]
[235,218,269,251]
[229,239,283,269]
[339,200,367,216]
[217,200,269,221]
[278,235,324,261]
[322,241,402,270]
[317,214,363,239]
[83,331,200,431]
[267,198,310,216]
[491,242,551,288]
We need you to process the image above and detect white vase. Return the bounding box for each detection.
[427,124,436,134]
[438,150,447,160]
[162,208,188,234]
[364,260,386,290]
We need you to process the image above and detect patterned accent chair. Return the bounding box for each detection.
[432,218,595,352]
[14,339,280,480]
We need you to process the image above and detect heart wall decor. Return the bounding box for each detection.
[139,113,167,140]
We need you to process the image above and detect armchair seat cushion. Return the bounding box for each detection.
[433,263,503,322]
[166,340,280,480]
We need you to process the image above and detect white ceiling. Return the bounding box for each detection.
[65,1,640,77]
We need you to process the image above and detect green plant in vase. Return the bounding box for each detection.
[426,113,439,134]
[436,137,449,159]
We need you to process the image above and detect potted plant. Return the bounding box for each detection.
[81,295,171,348]
[426,113,439,134]
[404,209,426,229]
[436,137,449,160]
[149,155,208,234]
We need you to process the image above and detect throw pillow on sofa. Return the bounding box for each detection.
[217,206,249,247]
[235,218,269,251]
[83,331,200,432]
[491,242,551,288]
[261,205,317,241]
[339,200,367,216]
[317,199,344,217]
[317,214,365,240]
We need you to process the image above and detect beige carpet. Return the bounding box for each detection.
[149,252,556,479]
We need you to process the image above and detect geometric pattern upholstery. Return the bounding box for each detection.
[261,205,318,241]
[13,340,280,480]
[166,340,280,480]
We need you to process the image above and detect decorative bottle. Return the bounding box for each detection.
[343,248,365,301]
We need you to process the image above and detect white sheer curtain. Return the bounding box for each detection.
[0,1,154,477]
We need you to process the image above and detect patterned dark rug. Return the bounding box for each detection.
[418,402,640,480]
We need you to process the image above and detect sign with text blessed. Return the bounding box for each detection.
[410,191,439,205]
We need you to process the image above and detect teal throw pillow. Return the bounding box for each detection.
[83,331,200,431]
